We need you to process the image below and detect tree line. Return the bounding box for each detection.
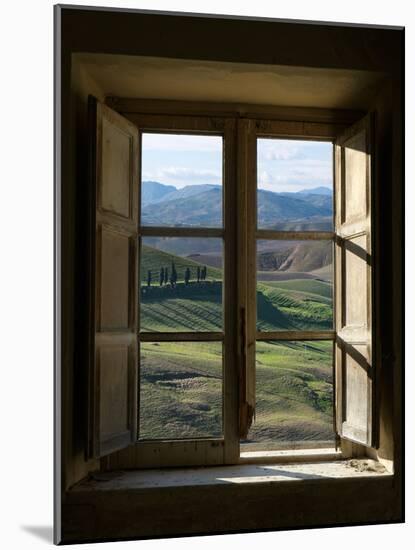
[145,261,207,287]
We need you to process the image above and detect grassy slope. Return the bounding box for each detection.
[141,245,222,282]
[263,278,333,299]
[139,246,334,445]
[141,283,223,332]
[140,341,223,439]
[246,340,333,446]
[257,281,333,331]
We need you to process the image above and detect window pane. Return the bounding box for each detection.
[141,133,223,227]
[242,340,334,450]
[257,138,333,230]
[139,341,223,439]
[140,237,223,332]
[257,240,333,331]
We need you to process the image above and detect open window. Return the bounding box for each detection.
[86,97,376,467]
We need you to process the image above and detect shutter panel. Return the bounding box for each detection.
[87,96,139,458]
[334,113,377,448]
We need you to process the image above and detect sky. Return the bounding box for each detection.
[142,133,333,193]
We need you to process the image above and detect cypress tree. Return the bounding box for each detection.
[147,270,152,287]
[184,267,190,285]
[171,262,177,287]
[197,266,201,283]
[159,267,164,286]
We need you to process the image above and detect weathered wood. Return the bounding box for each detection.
[105,112,239,468]
[106,96,363,125]
[222,118,240,463]
[123,112,231,133]
[87,97,139,459]
[139,226,223,238]
[256,230,334,241]
[256,331,335,341]
[237,119,257,439]
[334,113,376,449]
[254,118,345,139]
[239,448,342,464]
[101,439,225,470]
[139,332,224,342]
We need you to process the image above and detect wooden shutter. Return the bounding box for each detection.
[334,113,377,448]
[87,97,139,458]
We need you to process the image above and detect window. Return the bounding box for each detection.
[86,98,376,468]
[241,136,335,452]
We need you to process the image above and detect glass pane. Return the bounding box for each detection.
[257,240,333,331]
[242,340,334,450]
[140,237,223,332]
[257,138,333,230]
[141,133,223,227]
[139,341,223,440]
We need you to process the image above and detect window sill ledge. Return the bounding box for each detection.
[73,458,391,492]
[63,458,397,543]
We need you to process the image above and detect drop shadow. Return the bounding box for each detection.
[21,525,53,544]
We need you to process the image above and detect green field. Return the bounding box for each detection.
[140,341,223,439]
[139,245,334,448]
[246,340,333,448]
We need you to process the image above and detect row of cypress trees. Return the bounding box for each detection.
[146,262,207,287]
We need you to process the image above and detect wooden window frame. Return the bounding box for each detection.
[240,119,337,452]
[100,99,367,471]
[103,113,239,469]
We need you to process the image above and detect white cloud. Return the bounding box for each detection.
[142,166,221,186]
[142,133,222,153]
[258,162,332,192]
[257,139,332,192]
[259,143,304,161]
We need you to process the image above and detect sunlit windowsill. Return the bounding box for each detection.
[73,458,391,493]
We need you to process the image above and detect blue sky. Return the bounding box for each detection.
[142,133,332,193]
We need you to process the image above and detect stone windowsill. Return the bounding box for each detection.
[72,458,392,492]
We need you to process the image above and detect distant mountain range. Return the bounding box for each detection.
[142,181,333,228]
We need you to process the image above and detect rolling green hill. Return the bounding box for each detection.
[257,282,332,331]
[139,245,334,447]
[139,339,334,447]
[141,245,333,332]
[245,340,334,448]
[263,278,333,299]
[141,244,221,283]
